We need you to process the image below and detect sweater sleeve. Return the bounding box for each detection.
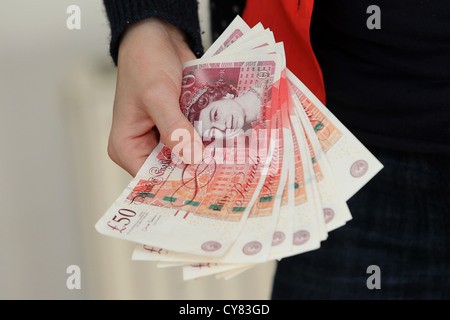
[102,0,204,65]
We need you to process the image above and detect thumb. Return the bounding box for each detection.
[152,104,204,164]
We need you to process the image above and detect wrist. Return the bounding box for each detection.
[119,17,194,62]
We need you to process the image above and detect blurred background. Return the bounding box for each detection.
[0,0,275,299]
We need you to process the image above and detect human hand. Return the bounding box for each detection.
[107,17,204,177]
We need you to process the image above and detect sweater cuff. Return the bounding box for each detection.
[103,0,204,65]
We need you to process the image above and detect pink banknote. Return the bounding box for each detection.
[95,54,284,257]
[127,57,281,219]
[287,70,384,201]
[96,15,383,277]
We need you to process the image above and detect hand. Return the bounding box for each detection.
[107,17,204,177]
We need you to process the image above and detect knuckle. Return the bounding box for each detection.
[141,81,172,106]
[159,128,176,146]
[161,118,188,145]
[141,78,179,110]
[107,138,120,164]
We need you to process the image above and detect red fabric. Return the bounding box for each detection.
[242,0,326,104]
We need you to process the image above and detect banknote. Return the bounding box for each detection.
[203,15,251,57]
[130,19,292,267]
[287,70,384,201]
[168,17,380,279]
[96,15,383,280]
[161,20,319,275]
[206,19,275,60]
[290,92,353,232]
[130,39,288,265]
[214,16,382,201]
[209,18,328,259]
[183,262,251,281]
[95,53,284,257]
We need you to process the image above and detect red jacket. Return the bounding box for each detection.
[243,0,325,104]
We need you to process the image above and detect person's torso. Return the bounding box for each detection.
[310,0,450,154]
[211,0,450,154]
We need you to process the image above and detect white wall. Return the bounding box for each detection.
[0,0,275,300]
[0,0,109,299]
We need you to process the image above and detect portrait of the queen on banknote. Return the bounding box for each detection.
[184,81,263,147]
[178,58,278,166]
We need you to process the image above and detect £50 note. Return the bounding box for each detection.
[95,54,283,257]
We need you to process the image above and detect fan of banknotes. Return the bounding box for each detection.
[95,16,383,280]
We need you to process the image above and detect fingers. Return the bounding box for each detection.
[143,85,204,165]
[109,95,204,178]
[108,17,203,175]
[108,126,160,177]
[159,111,204,165]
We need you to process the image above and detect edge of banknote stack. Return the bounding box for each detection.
[95,16,384,281]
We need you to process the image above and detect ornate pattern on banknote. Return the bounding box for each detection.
[289,81,343,152]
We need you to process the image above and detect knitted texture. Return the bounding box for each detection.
[103,0,204,65]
